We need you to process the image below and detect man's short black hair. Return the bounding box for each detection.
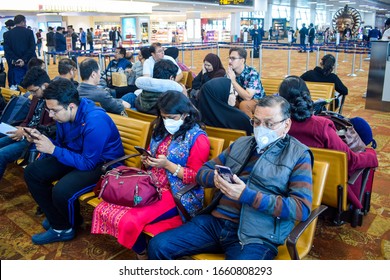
[27,58,45,70]
[149,42,162,54]
[43,78,80,107]
[56,26,62,31]
[13,15,26,25]
[153,59,178,80]
[116,47,127,57]
[5,19,14,27]
[20,67,50,88]
[58,58,76,75]
[79,58,99,81]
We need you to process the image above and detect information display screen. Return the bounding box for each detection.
[219,0,253,5]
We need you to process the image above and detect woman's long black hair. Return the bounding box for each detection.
[278,75,313,122]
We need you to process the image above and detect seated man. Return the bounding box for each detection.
[0,67,54,180]
[78,58,130,115]
[143,42,183,82]
[24,78,124,245]
[102,47,132,84]
[52,58,78,87]
[148,95,313,260]
[132,59,186,115]
[227,47,265,118]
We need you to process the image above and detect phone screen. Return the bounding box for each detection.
[215,165,234,183]
[135,146,152,157]
[23,128,39,140]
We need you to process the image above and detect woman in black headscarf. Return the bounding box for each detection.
[191,53,226,90]
[198,77,253,136]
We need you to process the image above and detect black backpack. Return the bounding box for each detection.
[0,93,31,126]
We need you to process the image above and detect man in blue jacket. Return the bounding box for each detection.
[24,78,124,245]
[55,26,66,53]
[3,14,36,87]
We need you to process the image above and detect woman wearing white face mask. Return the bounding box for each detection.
[92,90,210,259]
[197,77,253,136]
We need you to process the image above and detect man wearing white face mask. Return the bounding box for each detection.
[149,95,313,260]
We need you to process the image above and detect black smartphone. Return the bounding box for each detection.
[134,146,152,157]
[23,128,39,140]
[215,165,235,183]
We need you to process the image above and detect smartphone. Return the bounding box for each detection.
[134,146,152,157]
[23,128,39,140]
[215,165,235,183]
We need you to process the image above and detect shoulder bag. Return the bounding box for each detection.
[318,111,366,152]
[97,165,162,207]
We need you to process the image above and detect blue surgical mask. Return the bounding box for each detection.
[163,117,184,135]
[254,126,282,152]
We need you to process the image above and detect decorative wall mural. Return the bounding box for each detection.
[332,5,362,35]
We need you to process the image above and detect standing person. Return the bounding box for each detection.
[382,18,390,41]
[54,26,66,54]
[226,47,265,118]
[301,54,348,110]
[343,24,352,41]
[46,27,56,65]
[143,42,183,82]
[112,27,122,48]
[3,15,37,88]
[87,28,94,51]
[268,26,273,41]
[308,23,315,52]
[148,95,313,260]
[24,78,124,245]
[0,67,54,180]
[298,23,308,52]
[79,27,86,50]
[92,90,210,259]
[250,24,264,50]
[324,27,330,44]
[0,20,14,46]
[67,25,78,50]
[35,29,43,57]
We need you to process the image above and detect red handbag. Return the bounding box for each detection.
[97,166,162,207]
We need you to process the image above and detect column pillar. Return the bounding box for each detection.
[264,2,273,30]
[186,11,201,42]
[231,12,241,42]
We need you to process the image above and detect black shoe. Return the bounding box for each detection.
[310,50,313,52]
[298,50,302,53]
[53,62,56,65]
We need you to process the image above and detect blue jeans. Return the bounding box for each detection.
[121,92,137,109]
[148,214,277,260]
[0,136,29,179]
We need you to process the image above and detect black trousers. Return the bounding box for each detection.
[24,156,103,230]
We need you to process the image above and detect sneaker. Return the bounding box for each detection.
[32,228,75,245]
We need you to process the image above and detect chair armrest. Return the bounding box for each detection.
[173,182,199,221]
[101,153,140,173]
[286,205,328,260]
[348,168,366,185]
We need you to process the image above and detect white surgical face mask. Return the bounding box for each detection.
[253,125,283,152]
[163,117,184,135]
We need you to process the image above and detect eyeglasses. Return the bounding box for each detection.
[45,107,66,115]
[228,56,242,61]
[250,118,286,130]
[29,87,41,94]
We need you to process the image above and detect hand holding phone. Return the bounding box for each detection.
[135,146,152,157]
[215,165,235,183]
[23,128,39,140]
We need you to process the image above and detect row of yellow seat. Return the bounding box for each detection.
[80,109,331,260]
[261,78,337,111]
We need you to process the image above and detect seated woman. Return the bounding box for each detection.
[279,75,378,209]
[132,59,187,115]
[191,53,226,92]
[91,90,210,258]
[197,77,253,136]
[301,54,348,110]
